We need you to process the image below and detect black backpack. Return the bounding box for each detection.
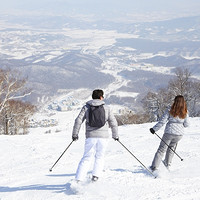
[88,104,106,128]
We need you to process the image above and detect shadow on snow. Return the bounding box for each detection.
[0,173,77,195]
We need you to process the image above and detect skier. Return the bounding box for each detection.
[149,95,189,171]
[72,89,119,182]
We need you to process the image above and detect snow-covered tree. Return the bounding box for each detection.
[0,68,31,114]
[0,68,35,134]
[0,100,36,135]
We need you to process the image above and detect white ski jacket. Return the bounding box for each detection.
[153,109,189,136]
[72,99,118,139]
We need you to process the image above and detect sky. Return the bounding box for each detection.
[1,0,200,22]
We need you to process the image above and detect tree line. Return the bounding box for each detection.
[1,67,199,133]
[0,68,36,135]
[116,67,200,125]
[142,68,200,121]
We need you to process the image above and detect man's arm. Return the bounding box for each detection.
[107,108,118,139]
[72,106,87,139]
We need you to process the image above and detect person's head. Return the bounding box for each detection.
[170,95,187,119]
[92,89,104,100]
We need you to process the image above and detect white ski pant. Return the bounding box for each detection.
[151,133,183,168]
[75,138,108,181]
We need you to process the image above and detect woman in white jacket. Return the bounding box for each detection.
[149,95,189,171]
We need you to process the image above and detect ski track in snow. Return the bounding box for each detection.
[0,112,200,200]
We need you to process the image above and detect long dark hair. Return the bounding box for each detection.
[170,95,187,119]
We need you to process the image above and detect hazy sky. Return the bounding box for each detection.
[1,0,200,21]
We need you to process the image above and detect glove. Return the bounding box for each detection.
[113,137,119,141]
[72,135,78,141]
[150,128,155,134]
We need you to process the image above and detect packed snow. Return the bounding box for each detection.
[0,109,200,200]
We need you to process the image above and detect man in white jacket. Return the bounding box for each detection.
[72,89,119,182]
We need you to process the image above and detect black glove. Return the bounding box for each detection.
[150,128,155,134]
[72,135,78,141]
[113,137,119,141]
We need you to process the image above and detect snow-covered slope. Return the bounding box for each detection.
[0,110,200,200]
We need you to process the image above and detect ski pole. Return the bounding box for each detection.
[117,140,157,179]
[155,133,183,161]
[49,140,74,172]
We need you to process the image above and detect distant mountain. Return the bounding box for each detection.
[0,51,114,103]
[141,55,200,72]
[116,38,200,54]
[1,14,200,111]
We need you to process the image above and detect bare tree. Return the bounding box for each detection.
[168,68,192,99]
[0,68,31,114]
[115,112,149,125]
[0,100,36,135]
[168,68,200,116]
[0,68,34,134]
[186,81,200,116]
[142,67,200,121]
[142,91,159,121]
[142,88,173,121]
